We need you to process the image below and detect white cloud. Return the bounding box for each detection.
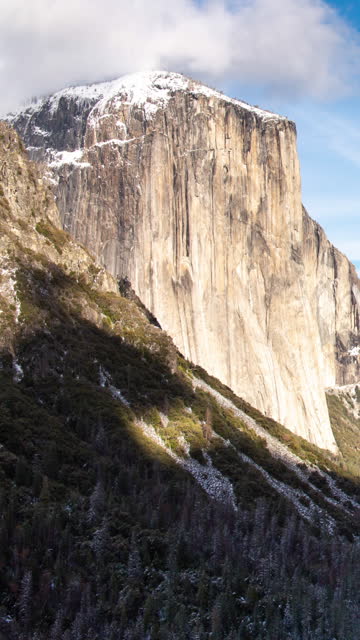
[0,0,359,115]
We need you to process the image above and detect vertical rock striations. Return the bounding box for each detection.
[8,72,360,452]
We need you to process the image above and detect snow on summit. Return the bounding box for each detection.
[6,70,287,175]
[7,71,286,123]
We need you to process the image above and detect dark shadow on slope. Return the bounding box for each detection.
[1,261,360,639]
[0,262,288,509]
[1,261,359,525]
[190,364,360,495]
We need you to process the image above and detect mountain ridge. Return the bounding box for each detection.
[6,70,287,124]
[6,71,360,453]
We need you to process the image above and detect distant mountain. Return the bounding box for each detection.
[8,71,360,452]
[0,121,359,639]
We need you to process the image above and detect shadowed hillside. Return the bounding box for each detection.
[0,122,359,639]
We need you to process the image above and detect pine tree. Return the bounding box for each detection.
[127,534,143,584]
[92,518,110,561]
[50,610,64,640]
[211,595,224,640]
[18,570,32,631]
[88,479,105,524]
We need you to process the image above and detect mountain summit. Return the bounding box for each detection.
[8,70,285,124]
[8,71,360,452]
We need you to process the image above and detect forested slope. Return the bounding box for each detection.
[0,122,359,639]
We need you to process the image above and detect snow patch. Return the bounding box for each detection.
[32,125,50,137]
[43,170,59,187]
[210,422,336,530]
[136,418,237,510]
[0,265,21,323]
[93,137,141,149]
[236,448,335,532]
[13,358,24,383]
[108,384,131,407]
[193,376,359,519]
[99,366,130,407]
[9,71,286,126]
[49,149,91,169]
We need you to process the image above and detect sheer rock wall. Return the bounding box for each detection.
[9,72,360,451]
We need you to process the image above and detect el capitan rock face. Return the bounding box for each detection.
[8,72,360,451]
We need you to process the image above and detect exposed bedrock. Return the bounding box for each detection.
[9,72,360,451]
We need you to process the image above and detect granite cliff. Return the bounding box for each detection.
[1,121,360,640]
[8,71,360,452]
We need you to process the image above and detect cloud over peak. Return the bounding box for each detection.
[1,0,359,115]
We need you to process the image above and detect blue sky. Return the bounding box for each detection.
[214,1,360,267]
[298,0,360,266]
[0,0,359,266]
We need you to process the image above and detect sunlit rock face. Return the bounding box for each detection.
[9,71,360,452]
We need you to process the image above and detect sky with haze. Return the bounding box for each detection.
[0,0,359,267]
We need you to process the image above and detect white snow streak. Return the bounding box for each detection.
[136,418,237,510]
[93,137,142,149]
[13,358,24,383]
[211,417,336,530]
[0,265,21,323]
[49,149,91,169]
[192,377,359,517]
[98,366,130,407]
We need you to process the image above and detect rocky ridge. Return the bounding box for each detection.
[7,71,360,452]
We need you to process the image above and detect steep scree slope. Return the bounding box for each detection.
[7,71,360,452]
